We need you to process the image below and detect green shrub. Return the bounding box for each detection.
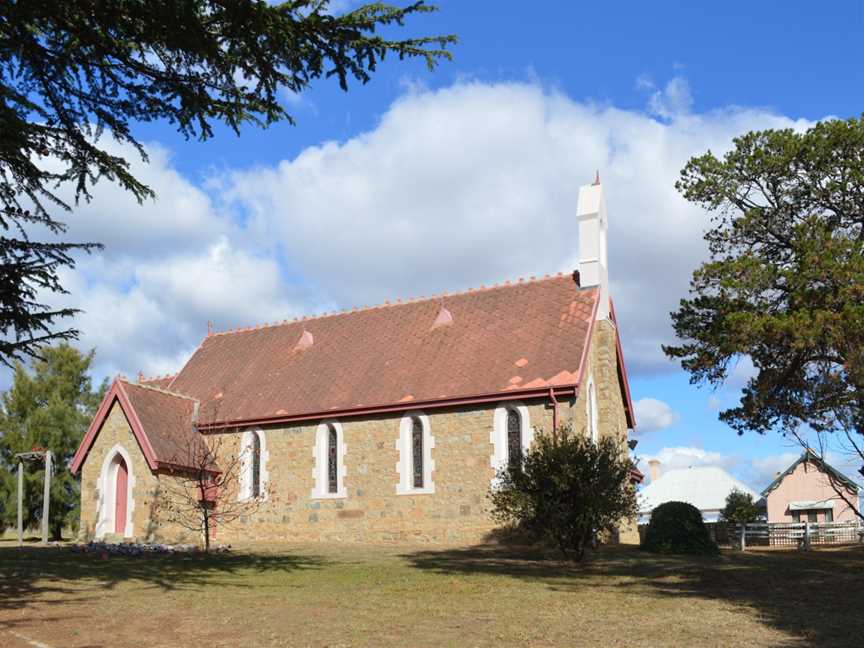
[641,501,719,555]
[489,427,638,562]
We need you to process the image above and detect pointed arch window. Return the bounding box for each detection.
[507,408,522,469]
[251,432,261,498]
[327,424,338,494]
[241,429,268,501]
[491,403,532,488]
[397,413,435,494]
[412,416,424,488]
[313,421,346,498]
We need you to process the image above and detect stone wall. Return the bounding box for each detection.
[78,316,635,545]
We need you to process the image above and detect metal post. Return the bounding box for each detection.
[17,461,24,547]
[803,521,811,551]
[740,523,746,551]
[41,451,51,545]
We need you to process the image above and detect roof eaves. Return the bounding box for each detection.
[196,383,581,431]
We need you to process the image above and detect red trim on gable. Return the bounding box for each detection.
[70,379,160,474]
[575,291,601,390]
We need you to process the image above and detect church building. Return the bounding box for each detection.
[71,179,639,545]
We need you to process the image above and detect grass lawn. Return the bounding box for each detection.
[1,540,862,648]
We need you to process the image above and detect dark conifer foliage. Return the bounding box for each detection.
[0,1,454,365]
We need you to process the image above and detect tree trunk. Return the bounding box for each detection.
[203,508,211,552]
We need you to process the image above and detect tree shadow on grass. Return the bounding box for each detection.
[403,543,864,648]
[0,545,327,613]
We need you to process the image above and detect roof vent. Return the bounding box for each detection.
[294,329,314,351]
[431,305,453,330]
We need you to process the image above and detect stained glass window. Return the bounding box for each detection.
[507,408,522,469]
[327,424,338,494]
[251,432,261,498]
[412,416,424,488]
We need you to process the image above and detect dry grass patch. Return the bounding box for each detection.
[1,540,862,647]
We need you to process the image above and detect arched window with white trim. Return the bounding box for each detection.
[313,421,346,498]
[241,429,268,501]
[586,377,599,443]
[327,424,338,494]
[491,403,531,484]
[507,408,523,469]
[396,412,435,494]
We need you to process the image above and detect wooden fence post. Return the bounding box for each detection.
[41,451,52,545]
[17,461,24,547]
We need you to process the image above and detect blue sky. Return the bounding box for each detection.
[18,1,864,491]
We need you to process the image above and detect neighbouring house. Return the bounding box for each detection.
[761,450,860,524]
[70,179,640,545]
[637,460,762,529]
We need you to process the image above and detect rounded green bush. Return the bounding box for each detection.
[641,501,719,555]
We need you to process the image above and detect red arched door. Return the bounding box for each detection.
[114,457,128,535]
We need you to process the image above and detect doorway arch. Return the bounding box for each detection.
[97,444,135,538]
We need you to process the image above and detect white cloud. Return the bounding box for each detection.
[750,452,800,486]
[633,397,679,432]
[648,76,694,119]
[638,446,737,478]
[218,81,812,375]
[24,79,817,388]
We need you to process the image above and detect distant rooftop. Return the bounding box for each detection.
[638,466,759,517]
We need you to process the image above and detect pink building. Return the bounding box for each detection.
[761,451,860,524]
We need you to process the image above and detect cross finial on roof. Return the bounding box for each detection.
[137,370,144,382]
[207,320,213,335]
[592,170,600,185]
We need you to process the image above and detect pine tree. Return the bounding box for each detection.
[665,116,864,516]
[0,345,106,538]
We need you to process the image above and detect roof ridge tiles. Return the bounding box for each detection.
[138,372,177,384]
[205,272,579,338]
[122,377,200,403]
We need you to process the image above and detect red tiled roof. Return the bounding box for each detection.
[71,379,203,473]
[168,275,599,426]
[120,381,204,467]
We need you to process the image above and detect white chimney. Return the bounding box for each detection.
[576,174,609,321]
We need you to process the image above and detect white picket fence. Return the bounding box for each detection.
[734,521,864,549]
